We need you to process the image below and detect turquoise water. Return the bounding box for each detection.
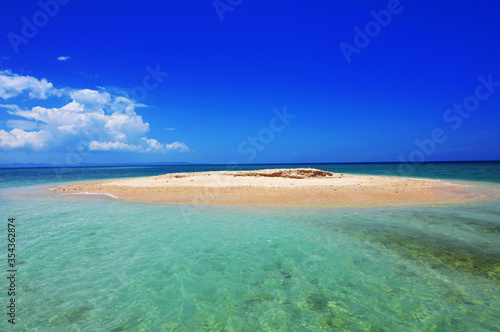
[1,162,499,331]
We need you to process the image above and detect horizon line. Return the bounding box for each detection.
[1,159,500,170]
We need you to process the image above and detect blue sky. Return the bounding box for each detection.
[0,0,499,166]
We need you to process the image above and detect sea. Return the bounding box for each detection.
[0,162,499,331]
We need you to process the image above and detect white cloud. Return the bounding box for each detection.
[166,141,190,152]
[104,112,149,142]
[87,138,189,153]
[69,89,111,107]
[140,137,164,152]
[0,70,60,99]
[165,127,176,131]
[0,128,51,150]
[0,104,22,112]
[6,119,37,130]
[88,141,138,151]
[57,56,70,61]
[57,124,78,135]
[0,71,189,154]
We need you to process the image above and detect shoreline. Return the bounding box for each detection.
[54,168,495,207]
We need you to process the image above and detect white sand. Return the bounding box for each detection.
[56,168,487,207]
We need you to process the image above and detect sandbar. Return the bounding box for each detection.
[55,168,494,207]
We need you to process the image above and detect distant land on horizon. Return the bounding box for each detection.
[1,160,499,169]
[0,161,195,169]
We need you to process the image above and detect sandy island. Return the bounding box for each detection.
[55,168,493,207]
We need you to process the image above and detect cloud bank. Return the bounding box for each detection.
[0,70,189,154]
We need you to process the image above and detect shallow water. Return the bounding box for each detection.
[0,163,499,330]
